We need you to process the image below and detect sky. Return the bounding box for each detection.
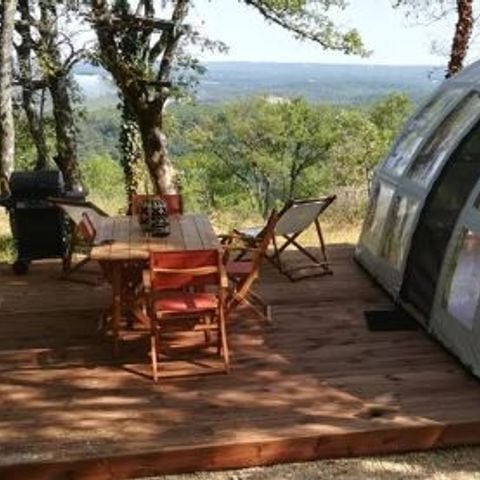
[188,0,458,65]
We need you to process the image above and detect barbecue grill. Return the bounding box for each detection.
[0,170,84,274]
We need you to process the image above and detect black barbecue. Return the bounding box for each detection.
[0,170,84,274]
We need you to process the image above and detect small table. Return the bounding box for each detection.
[90,214,219,353]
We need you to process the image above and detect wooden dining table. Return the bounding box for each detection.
[90,213,220,353]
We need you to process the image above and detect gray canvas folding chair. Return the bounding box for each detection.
[235,196,336,281]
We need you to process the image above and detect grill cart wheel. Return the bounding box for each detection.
[12,259,30,275]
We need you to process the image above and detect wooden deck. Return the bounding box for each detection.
[1,245,480,480]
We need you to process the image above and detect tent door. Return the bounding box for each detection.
[400,121,480,320]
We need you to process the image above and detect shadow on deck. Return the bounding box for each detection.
[0,244,479,480]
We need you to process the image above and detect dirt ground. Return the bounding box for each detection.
[141,447,480,480]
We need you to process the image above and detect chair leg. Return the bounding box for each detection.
[203,315,212,346]
[218,307,230,373]
[151,318,159,382]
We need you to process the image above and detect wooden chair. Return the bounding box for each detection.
[131,193,184,216]
[50,197,110,274]
[235,196,336,281]
[142,249,229,382]
[222,210,279,323]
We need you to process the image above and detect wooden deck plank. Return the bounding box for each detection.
[0,244,479,479]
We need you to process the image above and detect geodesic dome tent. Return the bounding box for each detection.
[356,60,480,378]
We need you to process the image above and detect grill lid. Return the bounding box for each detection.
[9,171,65,199]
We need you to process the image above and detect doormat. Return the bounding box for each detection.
[364,309,419,332]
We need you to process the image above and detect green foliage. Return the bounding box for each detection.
[77,107,121,161]
[242,0,369,56]
[0,233,15,263]
[174,93,412,218]
[80,153,125,201]
[14,110,56,171]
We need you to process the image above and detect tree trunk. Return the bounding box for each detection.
[446,0,474,78]
[39,1,82,190]
[49,74,82,190]
[138,111,177,195]
[17,0,49,170]
[120,102,143,209]
[0,0,17,190]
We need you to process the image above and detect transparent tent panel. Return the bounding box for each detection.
[360,181,395,254]
[443,228,480,330]
[384,88,464,177]
[407,92,480,186]
[382,195,419,270]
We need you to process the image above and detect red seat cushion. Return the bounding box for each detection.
[154,292,218,315]
[227,261,252,277]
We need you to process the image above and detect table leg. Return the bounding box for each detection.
[112,261,122,356]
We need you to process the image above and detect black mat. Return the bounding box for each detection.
[364,309,419,332]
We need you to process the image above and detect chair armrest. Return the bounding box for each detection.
[218,231,246,245]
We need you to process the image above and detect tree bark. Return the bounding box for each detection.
[16,0,49,170]
[138,110,177,194]
[0,0,17,190]
[446,0,474,78]
[49,74,82,190]
[39,1,82,190]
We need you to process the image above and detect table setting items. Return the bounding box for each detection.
[138,197,170,237]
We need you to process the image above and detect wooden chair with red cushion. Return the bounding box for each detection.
[222,210,279,323]
[131,193,184,216]
[142,249,229,381]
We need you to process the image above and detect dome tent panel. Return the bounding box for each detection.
[357,82,480,303]
[384,87,464,177]
[406,92,480,187]
[430,186,480,378]
[382,195,420,270]
[359,181,395,255]
[444,229,480,330]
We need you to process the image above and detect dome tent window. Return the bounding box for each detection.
[360,181,395,255]
[384,88,464,177]
[443,228,480,330]
[382,195,419,270]
[407,92,480,186]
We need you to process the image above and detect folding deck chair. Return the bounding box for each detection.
[235,196,336,281]
[222,210,279,323]
[50,197,111,275]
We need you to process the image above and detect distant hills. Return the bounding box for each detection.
[74,61,445,107]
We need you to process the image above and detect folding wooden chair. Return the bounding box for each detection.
[131,193,184,216]
[235,196,336,281]
[50,198,110,275]
[142,249,230,382]
[222,210,278,323]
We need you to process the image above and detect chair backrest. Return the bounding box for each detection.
[163,194,184,216]
[230,210,279,308]
[131,193,184,216]
[51,198,108,227]
[251,209,279,266]
[78,212,97,244]
[275,195,336,236]
[149,249,226,292]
